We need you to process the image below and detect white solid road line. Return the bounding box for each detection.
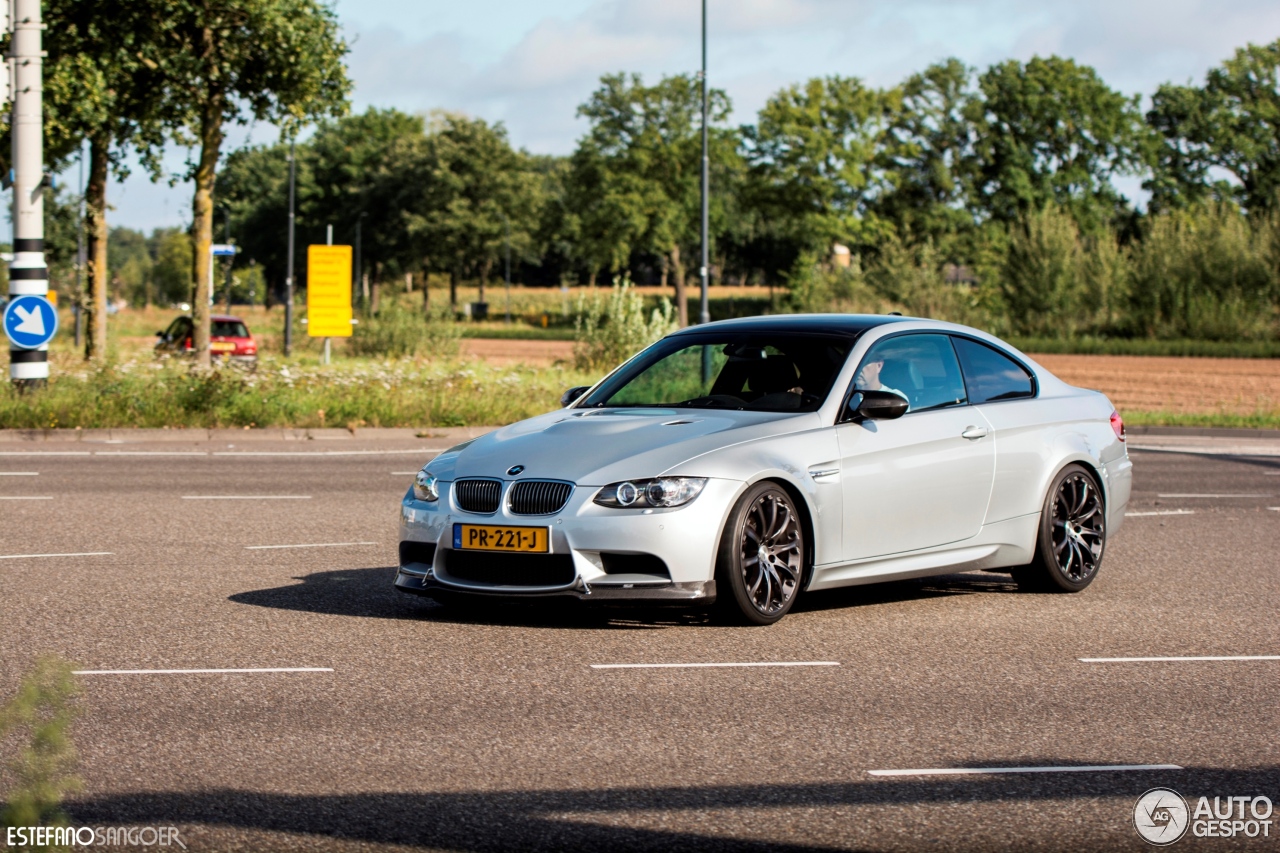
[868,764,1182,777]
[1080,655,1280,663]
[213,449,438,457]
[94,451,209,456]
[591,661,841,670]
[0,552,113,560]
[0,496,53,500]
[1157,493,1271,498]
[1125,510,1195,517]
[182,495,312,500]
[246,542,378,550]
[73,667,333,675]
[0,472,38,475]
[0,451,91,456]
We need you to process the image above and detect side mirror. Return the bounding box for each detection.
[844,390,909,423]
[560,386,590,408]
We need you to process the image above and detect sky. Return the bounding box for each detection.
[62,0,1280,234]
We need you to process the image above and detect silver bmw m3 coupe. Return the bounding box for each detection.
[395,314,1132,625]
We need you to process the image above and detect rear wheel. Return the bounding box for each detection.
[715,483,805,625]
[1014,464,1106,593]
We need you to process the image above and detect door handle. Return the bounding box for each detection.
[961,426,989,440]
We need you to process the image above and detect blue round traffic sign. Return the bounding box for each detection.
[3,294,59,349]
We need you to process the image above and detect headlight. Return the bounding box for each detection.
[594,477,706,509]
[413,470,439,502]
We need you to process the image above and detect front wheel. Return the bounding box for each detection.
[1014,464,1106,593]
[715,483,806,625]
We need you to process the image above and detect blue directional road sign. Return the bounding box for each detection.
[3,294,59,349]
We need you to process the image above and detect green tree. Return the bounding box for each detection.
[1147,40,1280,214]
[31,0,176,360]
[156,0,351,367]
[572,73,738,325]
[743,75,900,265]
[878,59,979,248]
[970,56,1146,232]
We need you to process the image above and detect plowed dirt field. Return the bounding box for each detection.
[459,338,1280,415]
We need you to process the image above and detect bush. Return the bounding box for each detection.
[348,299,460,358]
[573,278,677,370]
[1,657,80,842]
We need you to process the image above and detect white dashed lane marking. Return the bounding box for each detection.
[1080,655,1280,663]
[245,542,378,550]
[868,764,1182,777]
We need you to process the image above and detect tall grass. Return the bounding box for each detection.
[0,355,597,429]
[573,279,677,370]
[1,657,80,844]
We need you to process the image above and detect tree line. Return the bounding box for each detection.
[15,4,1280,352]
[216,42,1280,340]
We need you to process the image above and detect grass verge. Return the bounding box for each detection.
[0,353,596,430]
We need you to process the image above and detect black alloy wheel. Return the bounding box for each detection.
[1015,463,1106,593]
[716,482,805,625]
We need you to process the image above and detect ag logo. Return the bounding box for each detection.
[507,465,525,476]
[1135,787,1190,845]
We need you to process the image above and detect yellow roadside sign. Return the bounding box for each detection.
[307,245,353,337]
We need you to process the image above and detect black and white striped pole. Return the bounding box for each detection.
[6,0,49,388]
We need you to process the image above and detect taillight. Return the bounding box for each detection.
[1110,410,1125,442]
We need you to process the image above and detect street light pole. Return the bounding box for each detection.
[222,207,232,312]
[504,215,511,324]
[699,0,710,327]
[354,212,365,313]
[75,144,86,348]
[284,138,296,356]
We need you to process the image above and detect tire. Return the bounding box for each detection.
[1013,463,1106,593]
[715,482,806,625]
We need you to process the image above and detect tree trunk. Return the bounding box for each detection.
[422,270,430,316]
[670,244,688,327]
[191,87,225,371]
[587,269,597,289]
[84,135,109,361]
[450,267,459,311]
[371,261,382,313]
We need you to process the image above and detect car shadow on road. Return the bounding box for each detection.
[227,566,711,630]
[66,764,1274,851]
[228,566,435,621]
[794,572,1018,615]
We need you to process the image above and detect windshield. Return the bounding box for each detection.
[581,333,854,412]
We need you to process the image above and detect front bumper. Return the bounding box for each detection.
[394,563,715,604]
[395,477,742,605]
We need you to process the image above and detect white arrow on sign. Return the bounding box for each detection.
[13,305,45,336]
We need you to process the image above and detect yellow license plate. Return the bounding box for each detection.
[210,342,235,352]
[453,524,549,553]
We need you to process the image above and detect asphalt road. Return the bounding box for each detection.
[0,438,1277,852]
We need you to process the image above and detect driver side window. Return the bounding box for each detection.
[853,334,967,413]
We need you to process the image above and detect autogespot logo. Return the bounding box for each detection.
[1135,788,1190,846]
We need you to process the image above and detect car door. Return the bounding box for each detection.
[950,336,1041,524]
[836,333,995,561]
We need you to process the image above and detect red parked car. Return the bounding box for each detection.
[155,314,258,367]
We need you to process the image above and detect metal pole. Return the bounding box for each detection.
[322,224,331,364]
[75,144,85,347]
[223,208,232,312]
[699,0,710,327]
[354,214,362,312]
[504,215,511,324]
[9,0,48,388]
[284,138,296,356]
[698,0,711,384]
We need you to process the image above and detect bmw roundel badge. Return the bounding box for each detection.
[507,465,525,476]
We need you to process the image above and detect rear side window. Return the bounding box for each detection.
[212,321,249,338]
[952,337,1035,403]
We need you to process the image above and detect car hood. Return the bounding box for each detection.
[431,408,819,485]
